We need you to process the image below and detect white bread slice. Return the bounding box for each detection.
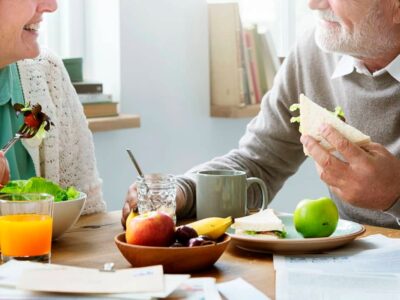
[299,94,371,154]
[232,209,285,232]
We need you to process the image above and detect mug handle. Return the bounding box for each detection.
[246,177,269,214]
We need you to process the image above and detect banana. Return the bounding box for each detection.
[187,216,233,240]
[125,210,139,228]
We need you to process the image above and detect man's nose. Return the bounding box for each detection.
[308,0,330,10]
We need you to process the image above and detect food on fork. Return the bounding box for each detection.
[1,103,54,154]
[290,94,371,155]
[232,209,287,239]
[13,102,54,139]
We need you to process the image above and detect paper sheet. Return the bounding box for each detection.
[0,261,189,299]
[168,277,221,300]
[110,274,190,299]
[18,264,163,294]
[0,274,189,300]
[0,260,56,287]
[276,269,400,300]
[274,234,400,300]
[274,245,400,274]
[218,278,270,300]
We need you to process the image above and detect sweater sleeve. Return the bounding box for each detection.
[60,57,106,214]
[383,199,400,227]
[177,35,313,218]
[34,51,106,214]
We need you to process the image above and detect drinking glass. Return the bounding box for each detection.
[0,193,54,263]
[136,174,177,223]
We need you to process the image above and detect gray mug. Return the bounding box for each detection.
[196,170,269,219]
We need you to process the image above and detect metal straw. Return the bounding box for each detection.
[126,149,144,177]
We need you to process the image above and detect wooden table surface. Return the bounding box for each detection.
[52,211,400,300]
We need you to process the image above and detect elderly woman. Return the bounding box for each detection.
[0,0,105,214]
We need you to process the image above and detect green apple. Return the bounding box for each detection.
[293,197,339,238]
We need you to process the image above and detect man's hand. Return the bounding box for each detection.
[0,151,10,187]
[121,183,138,229]
[301,124,400,211]
[121,182,187,229]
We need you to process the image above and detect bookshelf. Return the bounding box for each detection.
[208,2,280,119]
[87,114,141,133]
[211,104,260,118]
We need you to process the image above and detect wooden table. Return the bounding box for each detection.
[52,211,400,300]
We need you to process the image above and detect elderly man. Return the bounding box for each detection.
[123,0,400,228]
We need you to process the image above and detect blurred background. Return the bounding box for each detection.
[38,0,328,212]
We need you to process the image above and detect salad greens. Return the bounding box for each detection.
[0,177,79,202]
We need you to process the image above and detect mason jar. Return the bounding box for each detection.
[136,173,177,223]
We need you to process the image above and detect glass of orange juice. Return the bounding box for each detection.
[0,193,54,263]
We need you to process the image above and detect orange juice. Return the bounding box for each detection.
[0,214,52,257]
[0,216,4,251]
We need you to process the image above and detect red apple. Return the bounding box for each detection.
[125,211,175,247]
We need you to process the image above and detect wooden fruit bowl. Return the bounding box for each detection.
[114,233,231,273]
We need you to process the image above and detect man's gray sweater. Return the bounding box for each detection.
[177,29,400,228]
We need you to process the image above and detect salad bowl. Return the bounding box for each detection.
[52,192,86,239]
[0,177,87,240]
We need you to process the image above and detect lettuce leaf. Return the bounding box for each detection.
[0,180,26,193]
[243,230,287,239]
[0,177,79,202]
[333,106,346,122]
[66,186,79,200]
[289,103,346,129]
[274,230,287,239]
[244,230,257,236]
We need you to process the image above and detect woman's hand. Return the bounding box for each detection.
[301,125,400,211]
[0,151,10,187]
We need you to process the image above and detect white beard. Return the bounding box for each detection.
[314,8,397,58]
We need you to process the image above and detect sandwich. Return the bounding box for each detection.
[290,94,371,155]
[232,209,286,239]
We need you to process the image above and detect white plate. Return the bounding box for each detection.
[227,214,365,254]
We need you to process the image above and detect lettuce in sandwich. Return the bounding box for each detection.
[289,101,345,132]
[289,94,370,154]
[232,209,287,239]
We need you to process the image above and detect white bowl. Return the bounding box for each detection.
[52,192,86,240]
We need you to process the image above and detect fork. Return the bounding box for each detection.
[1,124,39,154]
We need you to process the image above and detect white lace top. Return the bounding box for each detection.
[17,49,106,215]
